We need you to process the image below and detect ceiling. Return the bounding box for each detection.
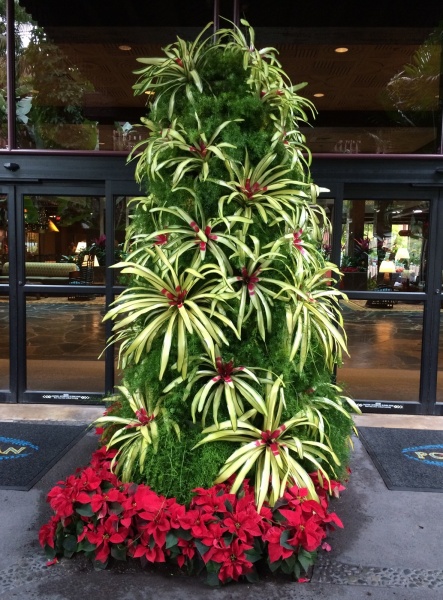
[16,0,443,154]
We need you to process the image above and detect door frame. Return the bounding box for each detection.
[317,178,443,415]
[0,179,139,404]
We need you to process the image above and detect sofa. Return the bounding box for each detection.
[0,262,79,284]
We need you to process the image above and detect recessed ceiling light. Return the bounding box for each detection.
[313,93,324,97]
[118,45,132,51]
[335,47,349,53]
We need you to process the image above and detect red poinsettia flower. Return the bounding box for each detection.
[287,515,326,552]
[138,506,171,548]
[187,510,214,539]
[209,538,254,583]
[282,485,326,518]
[223,502,263,543]
[131,541,166,563]
[263,525,294,563]
[177,538,196,567]
[39,515,60,549]
[84,514,129,564]
[88,487,125,519]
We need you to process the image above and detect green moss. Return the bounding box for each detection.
[140,422,235,504]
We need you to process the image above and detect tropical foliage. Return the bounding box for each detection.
[41,18,359,582]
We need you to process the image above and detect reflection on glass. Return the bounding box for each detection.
[337,301,423,402]
[339,199,429,292]
[0,2,440,153]
[0,194,8,278]
[113,196,134,285]
[0,296,9,389]
[26,295,106,392]
[23,195,106,284]
[437,313,443,403]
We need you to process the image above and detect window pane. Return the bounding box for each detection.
[23,194,106,283]
[26,295,106,393]
[5,1,441,153]
[0,296,9,390]
[339,199,428,292]
[338,300,423,403]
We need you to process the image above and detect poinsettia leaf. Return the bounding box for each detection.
[194,539,210,558]
[77,539,96,553]
[111,545,127,562]
[245,549,263,563]
[44,546,57,560]
[206,571,221,586]
[62,535,78,553]
[280,560,294,574]
[245,569,260,583]
[75,504,95,517]
[224,498,234,513]
[93,559,108,571]
[166,531,179,549]
[175,528,192,540]
[279,528,295,550]
[273,497,288,511]
[298,549,316,572]
[108,502,124,515]
[267,557,282,572]
[205,560,221,574]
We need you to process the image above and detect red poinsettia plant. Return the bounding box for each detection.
[39,448,344,585]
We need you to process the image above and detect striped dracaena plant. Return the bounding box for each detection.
[132,115,241,187]
[93,384,180,482]
[184,353,269,430]
[154,115,242,187]
[194,376,340,511]
[301,383,361,445]
[225,236,292,341]
[279,263,348,372]
[133,22,215,118]
[216,151,324,235]
[268,222,331,275]
[217,20,316,132]
[216,19,289,94]
[144,204,255,275]
[269,110,312,173]
[104,249,239,378]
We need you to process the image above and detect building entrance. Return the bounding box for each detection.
[317,180,443,415]
[0,178,137,404]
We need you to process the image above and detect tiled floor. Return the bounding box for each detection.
[0,298,442,418]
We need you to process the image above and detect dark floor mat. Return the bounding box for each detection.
[358,427,443,492]
[0,422,87,490]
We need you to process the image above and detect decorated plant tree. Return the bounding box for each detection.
[40,20,359,584]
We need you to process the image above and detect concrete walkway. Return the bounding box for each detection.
[1,408,443,599]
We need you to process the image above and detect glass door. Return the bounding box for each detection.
[0,193,10,394]
[1,183,111,403]
[334,185,442,415]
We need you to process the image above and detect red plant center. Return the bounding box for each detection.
[161,286,188,307]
